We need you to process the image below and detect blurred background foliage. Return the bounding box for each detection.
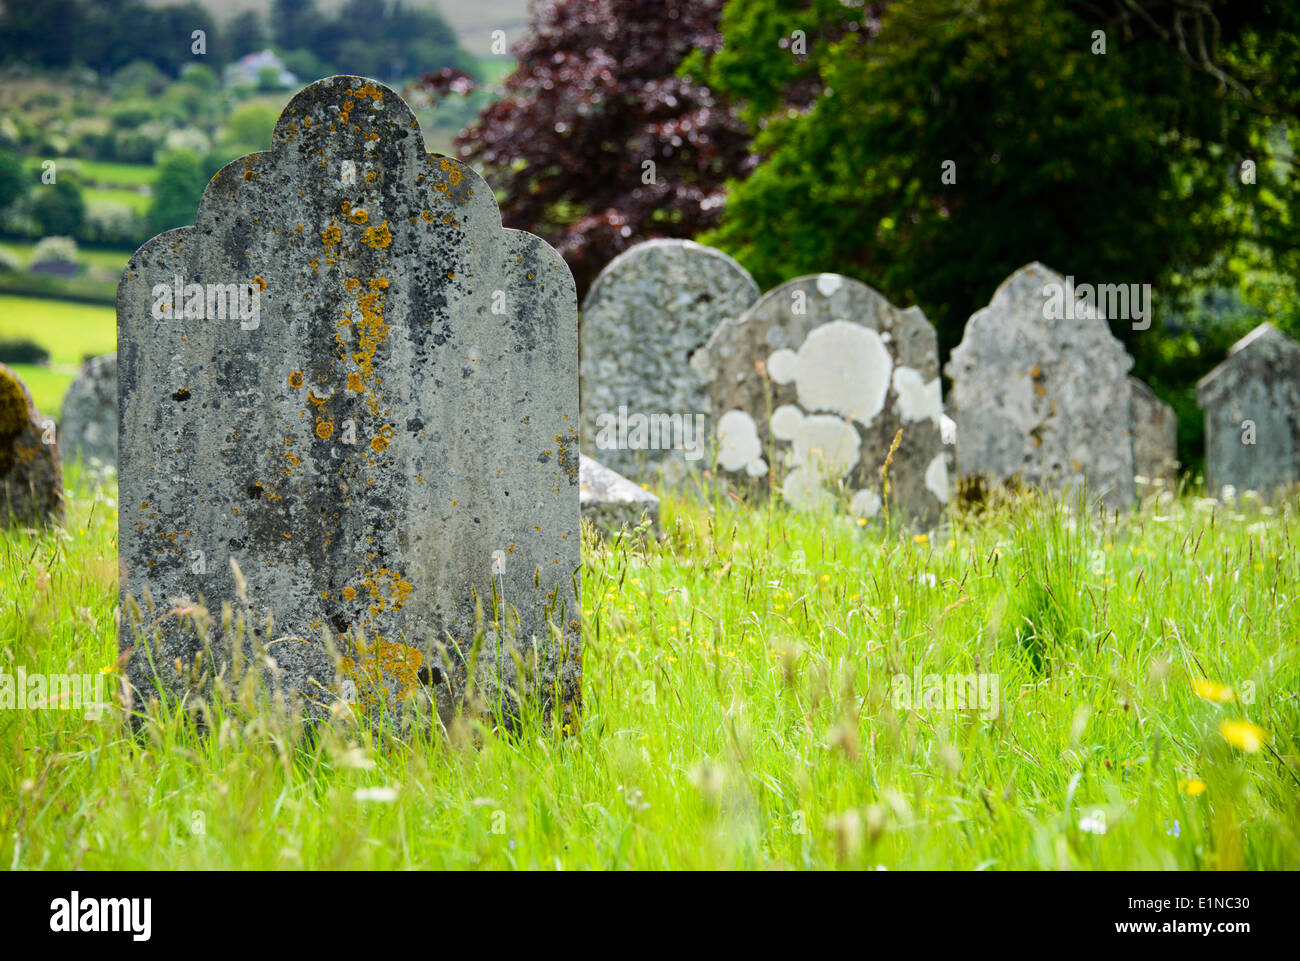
[0,0,1296,473]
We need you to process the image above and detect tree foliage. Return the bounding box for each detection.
[699,0,1299,367]
[441,0,753,297]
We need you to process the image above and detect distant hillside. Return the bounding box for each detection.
[144,0,530,58]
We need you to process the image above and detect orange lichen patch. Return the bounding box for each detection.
[243,169,259,181]
[254,276,267,291]
[343,586,357,601]
[351,83,384,102]
[421,209,435,222]
[363,221,392,248]
[316,420,335,439]
[288,371,304,389]
[338,636,423,715]
[344,278,362,291]
[370,436,389,453]
[321,222,342,247]
[365,170,378,183]
[357,567,414,616]
[307,388,330,409]
[350,209,370,225]
[346,372,363,392]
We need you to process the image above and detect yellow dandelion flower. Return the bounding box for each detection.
[1191,678,1235,704]
[1219,719,1268,753]
[856,517,867,526]
[913,533,928,543]
[1179,779,1207,797]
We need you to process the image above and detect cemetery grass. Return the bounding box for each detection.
[2,468,1298,870]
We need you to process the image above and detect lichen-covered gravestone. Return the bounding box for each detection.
[1129,377,1178,489]
[693,273,950,527]
[579,453,659,535]
[1197,322,1300,498]
[61,353,118,468]
[0,363,62,526]
[580,239,759,482]
[117,76,580,728]
[945,263,1135,508]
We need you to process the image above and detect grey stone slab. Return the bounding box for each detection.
[0,362,62,527]
[1197,322,1300,498]
[61,353,118,469]
[117,76,580,729]
[1129,377,1178,489]
[580,239,758,482]
[579,453,659,535]
[945,263,1136,508]
[694,273,949,528]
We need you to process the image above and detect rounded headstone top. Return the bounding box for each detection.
[581,238,758,314]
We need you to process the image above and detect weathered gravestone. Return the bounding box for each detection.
[693,273,950,527]
[61,354,118,468]
[945,263,1135,508]
[0,363,63,526]
[117,76,580,728]
[579,453,660,535]
[580,239,759,482]
[1197,322,1300,498]
[1129,377,1178,489]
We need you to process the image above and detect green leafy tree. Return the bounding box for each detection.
[701,0,1299,367]
[0,150,26,214]
[31,179,85,237]
[148,151,208,232]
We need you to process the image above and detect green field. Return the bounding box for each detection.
[2,475,1296,869]
[0,294,117,414]
[77,160,155,189]
[84,186,151,215]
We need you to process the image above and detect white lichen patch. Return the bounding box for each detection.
[782,466,831,511]
[891,366,942,424]
[767,349,798,385]
[771,404,804,440]
[717,409,766,476]
[786,413,860,475]
[778,320,891,427]
[850,488,882,517]
[924,452,951,503]
[816,273,843,298]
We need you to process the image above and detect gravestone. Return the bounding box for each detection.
[61,353,118,468]
[945,263,1135,508]
[1197,322,1300,498]
[580,239,759,482]
[0,363,63,526]
[693,273,949,527]
[579,453,660,535]
[1129,377,1178,489]
[117,76,580,728]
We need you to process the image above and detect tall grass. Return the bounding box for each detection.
[1,466,1296,869]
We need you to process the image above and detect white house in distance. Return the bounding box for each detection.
[223,50,297,90]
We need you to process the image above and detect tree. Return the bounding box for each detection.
[700,0,1299,364]
[0,150,25,215]
[438,0,753,297]
[32,180,85,237]
[148,151,208,232]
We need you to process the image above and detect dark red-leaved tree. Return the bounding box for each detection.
[425,0,753,298]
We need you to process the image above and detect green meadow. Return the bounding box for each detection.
[0,294,117,415]
[2,470,1296,870]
